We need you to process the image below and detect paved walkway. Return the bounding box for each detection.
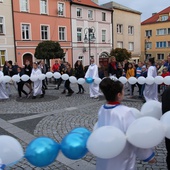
[0,82,168,170]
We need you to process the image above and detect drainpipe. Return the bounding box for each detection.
[111,9,114,50]
[11,0,17,62]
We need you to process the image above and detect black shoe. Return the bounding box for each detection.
[39,94,44,98]
[76,91,81,94]
[55,87,59,90]
[61,90,66,94]
[32,96,36,99]
[66,93,72,97]
[70,91,74,94]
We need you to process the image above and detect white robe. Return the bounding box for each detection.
[96,104,154,170]
[0,71,9,99]
[31,68,42,96]
[143,66,158,101]
[85,64,100,98]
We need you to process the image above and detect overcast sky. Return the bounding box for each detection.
[99,0,170,21]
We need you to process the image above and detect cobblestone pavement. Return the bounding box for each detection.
[0,82,168,170]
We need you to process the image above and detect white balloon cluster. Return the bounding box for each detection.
[1,72,170,85]
[87,100,169,159]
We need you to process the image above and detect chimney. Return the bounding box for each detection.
[152,13,157,16]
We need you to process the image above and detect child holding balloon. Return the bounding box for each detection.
[96,78,156,170]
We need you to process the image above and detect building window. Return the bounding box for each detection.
[59,27,65,41]
[117,41,123,48]
[145,30,152,37]
[146,42,152,49]
[22,24,30,40]
[167,41,170,48]
[20,0,28,12]
[0,50,5,66]
[128,42,134,51]
[77,8,82,17]
[156,28,167,35]
[58,3,64,16]
[88,10,93,19]
[117,24,123,34]
[0,17,4,34]
[146,54,152,60]
[41,25,48,40]
[102,30,106,42]
[157,54,164,60]
[128,26,134,35]
[40,0,47,14]
[156,41,166,48]
[77,28,82,42]
[102,12,106,21]
[160,15,168,21]
[168,28,170,34]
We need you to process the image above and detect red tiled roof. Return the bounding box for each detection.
[71,0,110,10]
[141,6,170,25]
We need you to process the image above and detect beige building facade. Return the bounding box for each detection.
[0,0,15,67]
[141,7,170,62]
[102,1,141,63]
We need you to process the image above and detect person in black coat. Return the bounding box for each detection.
[162,86,170,170]
[74,60,85,94]
[17,67,29,99]
[108,56,118,77]
[3,61,9,75]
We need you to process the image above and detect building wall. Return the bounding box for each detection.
[113,9,141,62]
[0,0,15,66]
[71,4,112,66]
[141,22,170,62]
[12,0,72,67]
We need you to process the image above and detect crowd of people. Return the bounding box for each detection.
[0,54,170,101]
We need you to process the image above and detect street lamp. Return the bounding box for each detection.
[144,36,150,61]
[84,27,96,64]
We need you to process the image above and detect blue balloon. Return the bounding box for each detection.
[71,127,91,139]
[25,137,60,167]
[61,133,88,160]
[86,77,94,84]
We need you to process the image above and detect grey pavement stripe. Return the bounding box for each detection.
[8,101,104,124]
[0,118,95,169]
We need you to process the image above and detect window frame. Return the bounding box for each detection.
[0,50,6,66]
[20,0,29,12]
[58,26,66,41]
[58,2,65,16]
[156,28,167,35]
[157,53,165,60]
[117,24,123,34]
[128,42,134,51]
[102,12,106,21]
[145,30,152,37]
[156,41,167,48]
[40,0,48,14]
[21,23,31,40]
[40,25,49,40]
[0,16,5,34]
[128,26,134,35]
[117,41,123,48]
[77,27,82,42]
[76,8,82,18]
[88,10,93,20]
[101,29,106,42]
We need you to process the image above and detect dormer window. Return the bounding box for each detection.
[160,15,168,21]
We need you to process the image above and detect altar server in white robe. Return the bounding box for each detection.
[31,62,43,99]
[96,78,156,170]
[0,70,9,100]
[85,58,100,99]
[143,57,158,101]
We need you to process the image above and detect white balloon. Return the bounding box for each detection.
[61,74,69,80]
[154,76,164,85]
[87,126,126,159]
[130,108,141,119]
[46,72,53,78]
[69,76,77,83]
[39,74,46,80]
[2,76,11,83]
[94,78,102,85]
[128,77,137,84]
[12,75,20,82]
[77,78,85,85]
[126,117,165,149]
[21,74,29,81]
[53,72,61,79]
[119,77,127,84]
[30,75,38,82]
[0,135,24,165]
[160,111,170,139]
[140,100,162,119]
[145,76,154,85]
[164,76,170,85]
[137,77,146,85]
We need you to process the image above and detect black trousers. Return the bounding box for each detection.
[18,82,27,97]
[78,84,84,92]
[136,83,142,96]
[65,80,73,93]
[166,138,170,170]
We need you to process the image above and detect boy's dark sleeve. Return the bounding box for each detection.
[162,86,170,114]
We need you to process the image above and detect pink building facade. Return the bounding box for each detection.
[71,0,112,67]
[12,0,72,67]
